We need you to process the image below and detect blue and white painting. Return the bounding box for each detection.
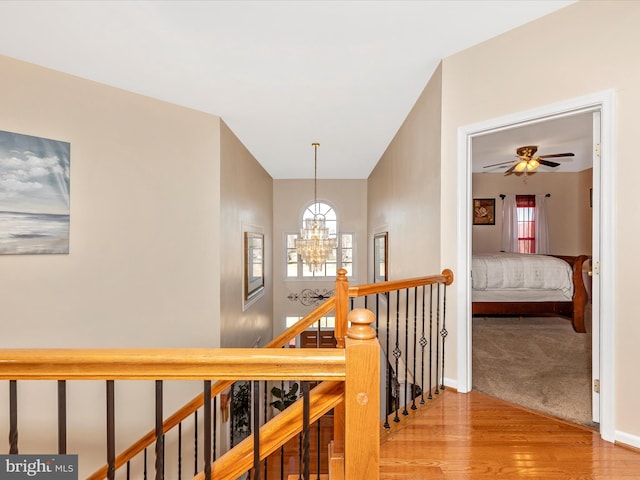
[0,130,70,254]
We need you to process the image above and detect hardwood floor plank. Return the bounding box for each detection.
[379,390,640,479]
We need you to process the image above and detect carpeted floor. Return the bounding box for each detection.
[472,315,596,428]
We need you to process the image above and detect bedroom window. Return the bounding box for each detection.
[516,195,536,253]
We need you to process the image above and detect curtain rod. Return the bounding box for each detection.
[499,193,551,199]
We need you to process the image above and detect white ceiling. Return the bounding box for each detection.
[0,0,576,179]
[472,111,594,174]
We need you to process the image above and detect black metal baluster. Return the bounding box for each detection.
[213,395,217,462]
[204,381,211,480]
[428,285,434,400]
[440,283,448,390]
[434,284,441,396]
[384,292,391,428]
[302,382,310,480]
[403,288,409,416]
[419,285,427,405]
[263,380,268,477]
[411,287,418,411]
[178,422,182,480]
[229,383,234,449]
[107,380,115,480]
[155,380,164,480]
[393,290,401,423]
[9,380,18,454]
[58,380,67,453]
[144,448,148,480]
[194,410,198,475]
[127,460,130,480]
[280,380,285,480]
[253,380,261,479]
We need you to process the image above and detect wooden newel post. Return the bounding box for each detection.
[334,268,349,349]
[344,308,380,480]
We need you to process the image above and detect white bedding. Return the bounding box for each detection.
[472,253,573,302]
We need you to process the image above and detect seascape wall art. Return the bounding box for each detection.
[0,130,70,254]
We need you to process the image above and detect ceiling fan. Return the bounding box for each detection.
[484,145,574,175]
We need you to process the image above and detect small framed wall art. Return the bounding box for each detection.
[473,198,495,225]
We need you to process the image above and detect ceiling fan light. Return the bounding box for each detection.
[527,159,540,170]
[515,160,528,172]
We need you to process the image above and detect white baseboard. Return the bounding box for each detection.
[615,430,640,449]
[443,377,458,390]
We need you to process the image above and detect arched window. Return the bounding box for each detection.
[286,201,353,278]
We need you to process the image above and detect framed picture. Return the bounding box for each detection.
[473,198,495,225]
[244,232,264,303]
[373,232,388,283]
[0,130,70,254]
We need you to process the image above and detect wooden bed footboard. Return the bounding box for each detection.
[472,254,590,333]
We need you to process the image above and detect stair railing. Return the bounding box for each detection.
[2,268,453,479]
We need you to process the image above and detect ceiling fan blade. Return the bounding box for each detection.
[483,160,515,168]
[504,164,517,175]
[538,153,575,159]
[538,159,561,168]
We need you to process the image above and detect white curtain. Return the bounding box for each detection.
[535,194,550,254]
[500,194,518,252]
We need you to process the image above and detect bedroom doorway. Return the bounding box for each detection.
[456,90,616,442]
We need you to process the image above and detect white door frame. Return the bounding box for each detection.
[455,90,616,442]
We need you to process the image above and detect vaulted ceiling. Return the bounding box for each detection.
[0,1,577,178]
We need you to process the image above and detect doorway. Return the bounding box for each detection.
[455,90,616,442]
[470,111,594,426]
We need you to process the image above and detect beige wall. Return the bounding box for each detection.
[220,121,274,348]
[366,63,443,393]
[472,171,592,255]
[368,62,443,281]
[0,54,222,475]
[273,179,367,335]
[439,1,640,438]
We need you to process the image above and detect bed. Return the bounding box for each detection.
[471,252,589,333]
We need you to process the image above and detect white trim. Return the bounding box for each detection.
[443,376,458,391]
[456,90,616,442]
[615,430,640,450]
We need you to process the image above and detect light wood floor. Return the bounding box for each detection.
[380,389,640,479]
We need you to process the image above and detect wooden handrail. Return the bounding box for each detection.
[0,348,345,381]
[348,269,454,297]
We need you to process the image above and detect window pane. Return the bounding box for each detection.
[287,263,298,277]
[516,195,536,254]
[325,263,337,277]
[285,316,336,329]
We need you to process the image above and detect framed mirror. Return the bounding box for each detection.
[244,232,264,302]
[373,232,388,283]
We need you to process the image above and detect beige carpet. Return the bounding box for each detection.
[472,315,596,428]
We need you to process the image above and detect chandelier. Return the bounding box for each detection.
[295,143,337,272]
